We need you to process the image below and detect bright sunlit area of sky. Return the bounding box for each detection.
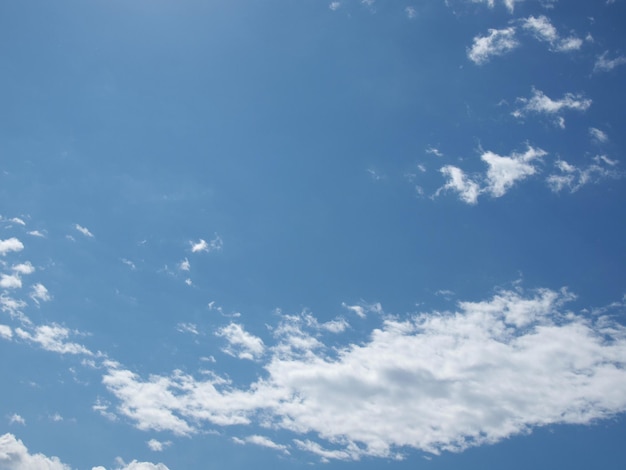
[1,1,626,469]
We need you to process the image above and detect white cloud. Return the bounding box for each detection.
[190,235,223,253]
[0,324,12,340]
[425,146,443,157]
[341,301,383,318]
[438,146,546,204]
[0,295,28,323]
[75,224,94,238]
[521,15,582,52]
[30,284,51,304]
[233,435,289,454]
[113,461,170,470]
[216,323,265,360]
[15,325,93,356]
[178,258,190,271]
[482,146,546,197]
[8,414,25,426]
[405,6,417,19]
[438,166,482,204]
[121,259,136,270]
[0,238,24,256]
[329,1,340,10]
[547,156,621,192]
[589,127,609,144]
[0,274,22,289]
[146,439,171,452]
[512,88,591,127]
[468,27,519,65]
[176,323,199,335]
[0,433,71,470]
[594,51,626,72]
[102,286,626,461]
[27,231,45,238]
[11,262,34,275]
[9,218,26,226]
[469,0,558,12]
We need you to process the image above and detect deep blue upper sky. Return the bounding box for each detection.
[1,1,626,469]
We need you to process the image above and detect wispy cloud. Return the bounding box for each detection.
[30,283,51,304]
[15,325,93,356]
[329,1,340,10]
[468,27,518,65]
[512,88,591,128]
[547,156,621,193]
[8,414,25,426]
[589,127,609,144]
[594,51,626,73]
[233,435,290,454]
[190,235,223,253]
[74,224,94,238]
[521,15,582,52]
[102,286,626,461]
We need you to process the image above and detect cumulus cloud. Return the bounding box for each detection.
[0,238,24,256]
[547,156,621,192]
[11,262,34,275]
[521,15,582,52]
[0,324,12,340]
[341,302,383,318]
[178,258,190,271]
[75,224,94,238]
[468,27,519,64]
[146,439,171,452]
[594,51,626,72]
[102,286,626,460]
[15,325,93,356]
[438,146,545,204]
[512,88,591,127]
[0,433,71,470]
[0,274,22,289]
[190,235,223,253]
[216,323,265,360]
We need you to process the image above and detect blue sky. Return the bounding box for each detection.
[1,0,626,469]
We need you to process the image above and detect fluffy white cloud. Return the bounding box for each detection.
[27,231,45,238]
[11,263,34,275]
[102,287,626,460]
[521,15,582,52]
[482,146,546,197]
[178,258,190,271]
[468,27,519,64]
[512,88,591,127]
[114,462,170,470]
[0,433,71,470]
[146,439,171,452]
[75,224,94,238]
[0,324,12,340]
[15,325,93,356]
[216,323,265,360]
[0,238,24,256]
[0,274,22,289]
[547,156,621,192]
[594,51,626,72]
